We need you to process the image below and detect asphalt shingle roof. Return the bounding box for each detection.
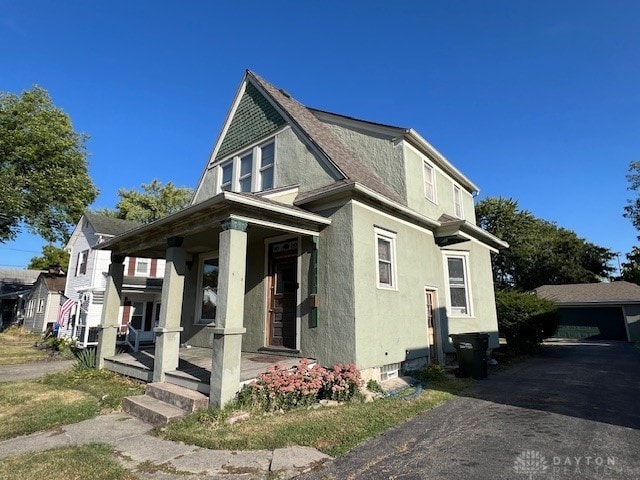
[247,71,405,205]
[84,212,141,237]
[535,281,640,304]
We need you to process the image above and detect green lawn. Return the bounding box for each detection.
[0,444,139,480]
[159,376,473,457]
[0,327,49,365]
[0,369,145,440]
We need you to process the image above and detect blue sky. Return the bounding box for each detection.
[1,1,638,271]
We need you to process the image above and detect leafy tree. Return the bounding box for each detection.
[27,244,70,272]
[623,160,640,230]
[97,179,192,224]
[0,86,97,243]
[620,247,640,285]
[476,197,614,291]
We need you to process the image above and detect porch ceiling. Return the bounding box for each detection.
[96,191,331,258]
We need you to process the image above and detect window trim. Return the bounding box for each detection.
[135,259,150,276]
[76,250,88,276]
[443,251,473,317]
[422,160,437,204]
[217,138,276,194]
[453,185,464,219]
[195,251,219,324]
[374,227,398,290]
[37,298,45,314]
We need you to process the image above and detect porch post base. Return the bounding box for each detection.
[96,325,119,369]
[209,332,244,407]
[153,329,183,383]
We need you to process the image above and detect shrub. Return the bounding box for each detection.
[496,290,559,354]
[366,379,384,394]
[73,347,97,370]
[237,359,362,412]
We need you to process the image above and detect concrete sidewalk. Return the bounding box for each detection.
[0,359,74,382]
[0,413,331,479]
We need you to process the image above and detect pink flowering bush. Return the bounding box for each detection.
[237,359,362,412]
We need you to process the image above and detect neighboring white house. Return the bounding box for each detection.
[61,212,166,349]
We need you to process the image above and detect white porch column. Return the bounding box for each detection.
[209,218,248,407]
[153,236,186,383]
[96,253,125,369]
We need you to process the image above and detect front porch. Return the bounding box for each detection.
[104,346,312,395]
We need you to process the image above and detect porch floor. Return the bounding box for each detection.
[105,346,310,386]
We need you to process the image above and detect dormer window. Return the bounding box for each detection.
[217,140,275,193]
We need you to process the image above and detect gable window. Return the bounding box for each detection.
[76,250,88,276]
[445,254,471,316]
[135,259,149,276]
[197,255,219,323]
[453,185,463,219]
[218,140,275,193]
[423,161,436,203]
[375,228,397,289]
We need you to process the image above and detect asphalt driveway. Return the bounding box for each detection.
[298,341,640,479]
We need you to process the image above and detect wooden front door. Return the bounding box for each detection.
[268,248,298,349]
[426,289,439,364]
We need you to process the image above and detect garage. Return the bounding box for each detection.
[554,306,627,341]
[535,281,640,342]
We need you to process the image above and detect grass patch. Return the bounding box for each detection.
[0,327,49,365]
[0,443,139,480]
[0,369,144,440]
[158,376,472,457]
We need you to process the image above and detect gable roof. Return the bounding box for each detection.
[246,71,405,204]
[42,275,66,293]
[83,212,141,237]
[535,282,640,304]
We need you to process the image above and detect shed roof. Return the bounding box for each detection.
[535,281,640,304]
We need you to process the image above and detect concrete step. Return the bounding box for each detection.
[122,394,189,426]
[146,382,209,412]
[165,370,211,395]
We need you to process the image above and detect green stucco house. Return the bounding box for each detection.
[95,70,507,407]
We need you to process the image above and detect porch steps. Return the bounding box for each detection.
[122,382,208,426]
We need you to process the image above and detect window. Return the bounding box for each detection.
[375,228,397,289]
[197,255,219,323]
[423,161,436,203]
[76,250,88,276]
[26,300,34,318]
[135,259,149,276]
[445,254,471,316]
[37,299,45,313]
[130,302,144,330]
[453,185,463,219]
[218,140,275,193]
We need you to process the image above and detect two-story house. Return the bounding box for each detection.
[62,212,166,348]
[94,70,507,407]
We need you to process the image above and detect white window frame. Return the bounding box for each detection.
[217,138,276,193]
[37,298,45,314]
[374,227,398,290]
[135,259,150,276]
[453,185,464,219]
[443,251,473,317]
[422,160,437,203]
[195,251,219,324]
[76,250,88,276]
[26,300,34,318]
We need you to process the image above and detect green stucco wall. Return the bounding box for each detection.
[624,305,640,342]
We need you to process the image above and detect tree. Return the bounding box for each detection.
[0,86,97,243]
[476,197,614,291]
[97,179,192,224]
[620,247,640,285]
[27,244,70,272]
[623,160,640,230]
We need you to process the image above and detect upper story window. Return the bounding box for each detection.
[218,140,275,193]
[135,259,150,276]
[76,250,88,276]
[37,298,45,313]
[444,253,471,316]
[453,185,463,219]
[375,227,397,290]
[423,161,436,203]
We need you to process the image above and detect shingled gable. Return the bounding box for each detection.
[83,211,141,237]
[245,71,405,204]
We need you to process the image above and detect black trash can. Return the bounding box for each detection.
[449,333,489,380]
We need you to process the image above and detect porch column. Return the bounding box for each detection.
[209,218,248,407]
[96,253,125,369]
[153,236,186,383]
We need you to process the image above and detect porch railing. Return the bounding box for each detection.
[126,324,141,352]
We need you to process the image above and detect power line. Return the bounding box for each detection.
[0,247,41,254]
